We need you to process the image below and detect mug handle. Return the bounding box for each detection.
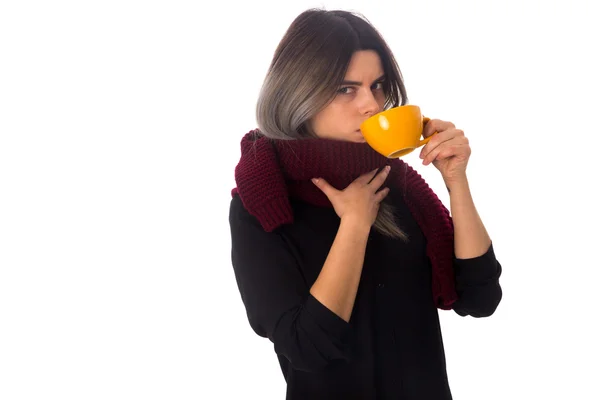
[417,116,436,147]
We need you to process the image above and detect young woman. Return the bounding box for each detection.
[229,8,502,400]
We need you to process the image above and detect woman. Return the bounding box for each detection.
[229,8,502,400]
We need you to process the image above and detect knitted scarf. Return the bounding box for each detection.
[231,129,458,310]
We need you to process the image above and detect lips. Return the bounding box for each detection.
[354,130,366,142]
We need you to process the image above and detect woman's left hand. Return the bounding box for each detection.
[419,119,471,183]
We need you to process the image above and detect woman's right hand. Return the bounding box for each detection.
[311,166,391,228]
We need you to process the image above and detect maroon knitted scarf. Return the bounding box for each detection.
[231,129,457,310]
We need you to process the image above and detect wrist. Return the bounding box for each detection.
[340,215,372,235]
[444,174,469,193]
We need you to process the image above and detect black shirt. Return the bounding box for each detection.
[229,186,502,400]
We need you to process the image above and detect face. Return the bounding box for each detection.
[310,50,386,143]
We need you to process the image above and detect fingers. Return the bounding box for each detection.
[311,177,337,198]
[421,136,469,165]
[374,187,390,203]
[315,166,390,200]
[421,146,445,166]
[367,165,390,190]
[356,168,381,185]
[422,119,455,139]
[419,128,465,160]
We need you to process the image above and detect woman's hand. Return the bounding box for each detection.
[312,166,390,228]
[419,119,471,184]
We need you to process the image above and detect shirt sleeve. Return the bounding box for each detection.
[229,195,352,372]
[452,243,503,318]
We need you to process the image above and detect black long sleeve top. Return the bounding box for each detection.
[229,185,502,400]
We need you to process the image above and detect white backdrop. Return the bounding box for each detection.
[1,0,599,399]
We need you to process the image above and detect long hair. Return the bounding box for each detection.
[256,8,408,240]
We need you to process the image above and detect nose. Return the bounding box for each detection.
[358,88,380,116]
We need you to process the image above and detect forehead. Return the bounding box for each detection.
[344,50,384,80]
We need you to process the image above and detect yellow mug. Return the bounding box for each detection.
[360,105,435,158]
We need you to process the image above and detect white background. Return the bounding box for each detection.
[1,0,599,399]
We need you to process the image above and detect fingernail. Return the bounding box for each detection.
[385,165,390,172]
[312,178,319,183]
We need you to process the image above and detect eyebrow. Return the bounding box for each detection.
[340,74,386,86]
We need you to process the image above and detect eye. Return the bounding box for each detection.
[337,86,355,95]
[372,81,385,90]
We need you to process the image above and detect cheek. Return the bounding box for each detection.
[329,101,353,120]
[318,105,344,126]
[310,108,336,135]
[311,97,359,134]
[376,92,386,108]
[312,111,331,131]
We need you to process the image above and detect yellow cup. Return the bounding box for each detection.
[360,105,435,158]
